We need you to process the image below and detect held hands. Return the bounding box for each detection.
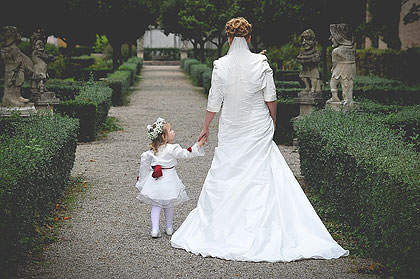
[197,129,209,144]
[198,135,207,147]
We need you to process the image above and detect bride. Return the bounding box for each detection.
[171,17,349,262]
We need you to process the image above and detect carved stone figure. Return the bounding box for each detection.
[30,30,56,93]
[296,29,322,93]
[327,23,356,107]
[137,38,144,58]
[0,26,33,107]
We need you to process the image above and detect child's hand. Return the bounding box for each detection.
[198,136,207,147]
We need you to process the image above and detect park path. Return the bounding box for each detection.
[20,65,378,279]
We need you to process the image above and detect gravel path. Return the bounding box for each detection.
[20,65,378,279]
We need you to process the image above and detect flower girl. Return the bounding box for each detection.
[135,118,205,238]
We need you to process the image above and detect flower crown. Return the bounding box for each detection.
[146,117,167,141]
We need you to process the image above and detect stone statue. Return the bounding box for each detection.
[327,23,356,107]
[0,26,33,107]
[296,29,322,93]
[30,29,56,93]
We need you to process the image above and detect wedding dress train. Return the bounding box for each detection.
[170,37,349,262]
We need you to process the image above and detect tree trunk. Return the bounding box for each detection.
[128,43,133,58]
[217,34,226,58]
[192,41,198,60]
[198,40,205,63]
[109,39,123,70]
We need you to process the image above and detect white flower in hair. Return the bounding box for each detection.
[146,117,167,141]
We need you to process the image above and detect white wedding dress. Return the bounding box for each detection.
[171,37,349,262]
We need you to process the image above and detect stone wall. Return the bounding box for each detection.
[399,0,420,48]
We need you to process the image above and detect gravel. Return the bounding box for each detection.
[19,65,379,279]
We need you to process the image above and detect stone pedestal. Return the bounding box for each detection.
[0,104,37,117]
[180,49,188,60]
[295,90,327,116]
[32,91,59,114]
[137,38,144,59]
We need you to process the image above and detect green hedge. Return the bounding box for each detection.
[190,64,210,86]
[105,70,131,106]
[0,114,78,275]
[275,75,420,105]
[55,81,112,141]
[182,58,200,75]
[74,68,112,81]
[126,57,143,75]
[144,48,180,61]
[356,47,420,84]
[295,110,420,277]
[118,62,137,85]
[202,69,212,94]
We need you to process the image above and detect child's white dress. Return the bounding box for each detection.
[135,143,204,208]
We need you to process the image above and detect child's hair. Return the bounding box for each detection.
[149,123,169,155]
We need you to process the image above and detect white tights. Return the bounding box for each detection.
[151,206,173,231]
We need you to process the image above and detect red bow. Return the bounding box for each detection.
[152,165,163,179]
[137,176,139,181]
[187,146,192,152]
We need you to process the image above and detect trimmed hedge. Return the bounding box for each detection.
[355,47,420,84]
[0,114,78,275]
[55,81,112,141]
[182,58,200,75]
[190,63,210,86]
[106,70,131,106]
[74,68,112,81]
[144,48,180,61]
[274,75,420,105]
[202,68,212,94]
[127,57,143,75]
[295,110,420,277]
[118,62,137,85]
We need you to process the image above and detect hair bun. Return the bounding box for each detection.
[225,17,252,38]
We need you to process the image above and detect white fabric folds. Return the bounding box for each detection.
[171,37,349,262]
[136,143,204,208]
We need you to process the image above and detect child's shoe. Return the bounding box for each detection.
[165,227,174,236]
[151,229,161,238]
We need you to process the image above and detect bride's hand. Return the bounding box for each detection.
[197,129,209,143]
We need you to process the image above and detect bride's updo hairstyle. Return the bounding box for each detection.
[225,17,252,39]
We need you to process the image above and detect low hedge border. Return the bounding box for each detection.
[105,70,131,106]
[55,81,112,141]
[181,58,200,75]
[181,58,212,94]
[144,48,180,61]
[275,75,420,105]
[295,110,420,277]
[118,62,137,85]
[0,114,79,275]
[74,68,112,81]
[190,63,210,86]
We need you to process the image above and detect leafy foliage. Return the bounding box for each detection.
[295,110,420,277]
[55,81,113,141]
[0,114,78,276]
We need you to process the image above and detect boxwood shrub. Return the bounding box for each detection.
[295,110,420,277]
[55,81,112,141]
[126,57,143,75]
[105,70,131,106]
[182,58,200,75]
[74,68,112,81]
[190,64,210,86]
[118,62,138,85]
[202,69,212,94]
[0,114,78,275]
